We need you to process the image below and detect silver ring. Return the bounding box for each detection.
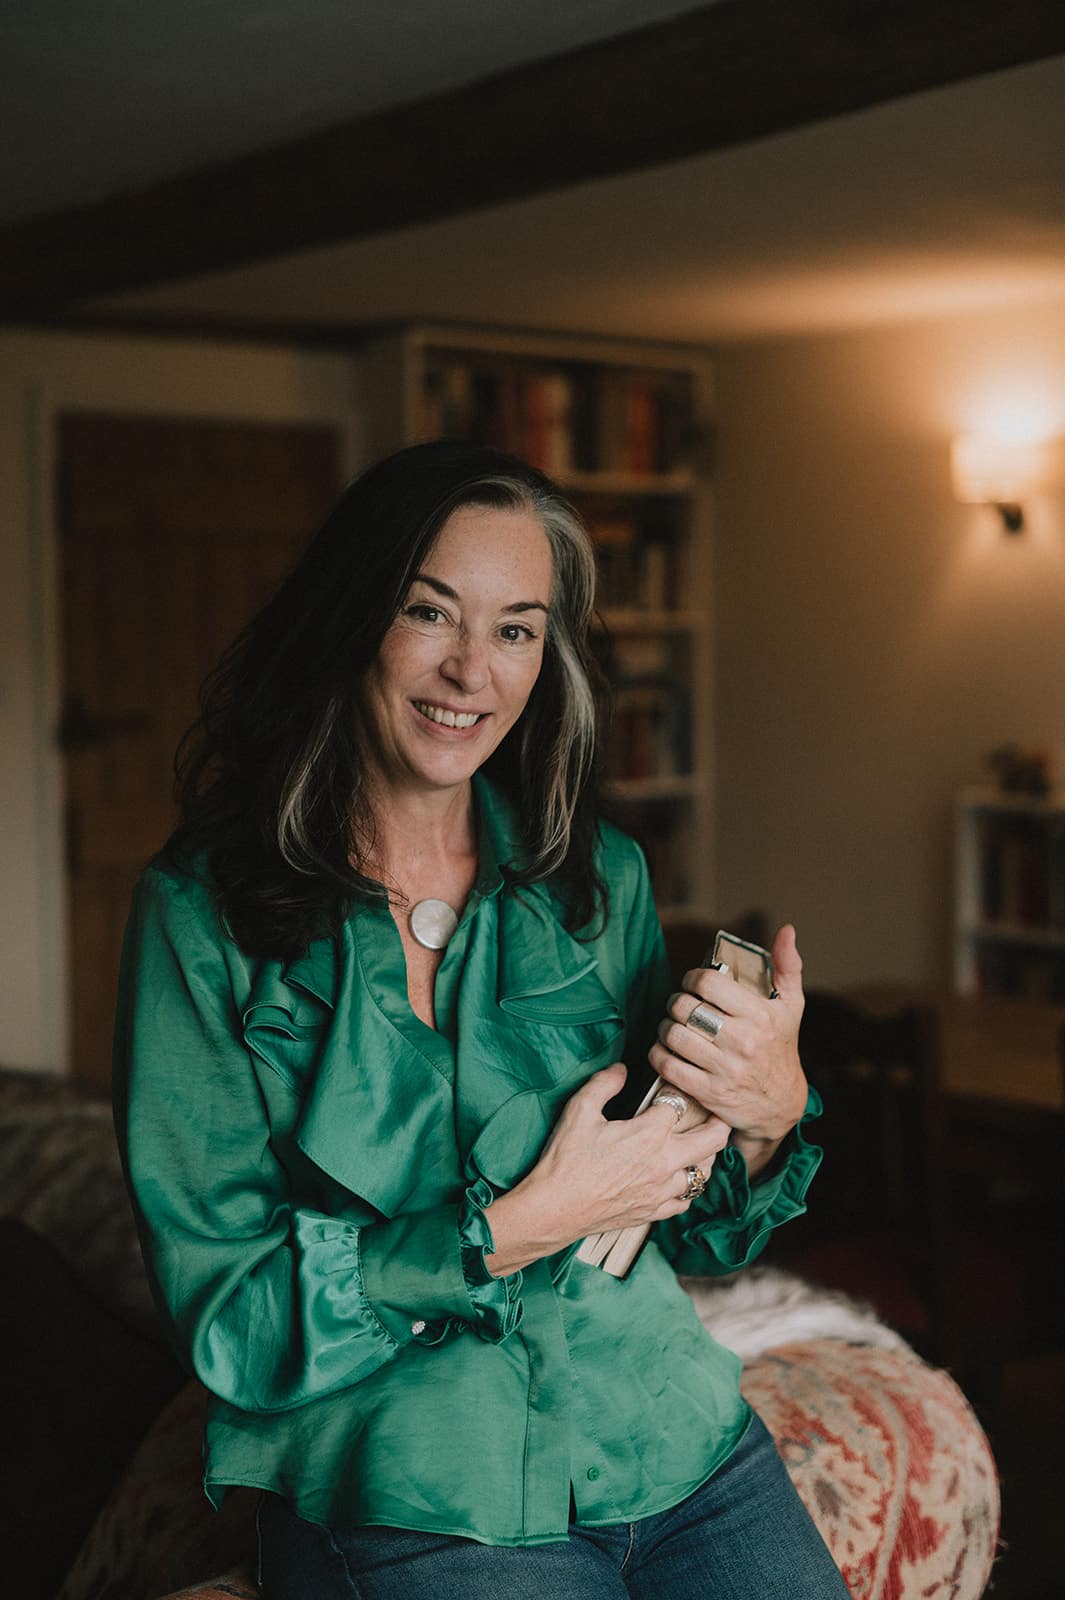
[683,1165,707,1199]
[687,1001,725,1041]
[651,1090,689,1124]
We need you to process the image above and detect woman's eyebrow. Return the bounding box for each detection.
[411,573,548,613]
[411,572,459,600]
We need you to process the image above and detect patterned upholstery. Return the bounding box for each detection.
[0,1067,156,1335]
[741,1341,999,1598]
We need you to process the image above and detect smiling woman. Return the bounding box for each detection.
[112,440,837,1600]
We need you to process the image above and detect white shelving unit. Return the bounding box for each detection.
[954,785,1065,999]
[357,323,715,917]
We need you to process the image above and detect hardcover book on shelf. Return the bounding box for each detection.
[441,362,476,438]
[523,374,547,469]
[639,536,674,611]
[977,813,1051,926]
[471,368,504,449]
[956,788,1065,997]
[622,376,657,476]
[540,372,573,477]
[1049,821,1065,929]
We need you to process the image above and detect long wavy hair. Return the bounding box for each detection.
[166,440,609,958]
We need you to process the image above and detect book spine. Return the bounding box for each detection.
[541,373,573,477]
[1048,820,1065,929]
[523,374,547,469]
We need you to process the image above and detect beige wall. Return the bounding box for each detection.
[712,300,1065,990]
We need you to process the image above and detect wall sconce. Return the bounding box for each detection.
[951,434,1050,534]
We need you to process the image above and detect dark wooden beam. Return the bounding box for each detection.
[4,0,1065,317]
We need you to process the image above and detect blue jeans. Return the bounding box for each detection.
[256,1413,851,1599]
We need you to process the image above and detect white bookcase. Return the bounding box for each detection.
[954,785,1065,999]
[357,323,716,919]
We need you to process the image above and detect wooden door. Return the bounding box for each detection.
[58,413,342,1084]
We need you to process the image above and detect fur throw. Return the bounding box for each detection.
[681,1265,910,1361]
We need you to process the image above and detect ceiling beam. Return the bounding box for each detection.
[4,0,1065,318]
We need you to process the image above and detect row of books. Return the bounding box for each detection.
[586,509,677,611]
[973,813,1065,928]
[973,942,1065,1003]
[606,680,690,782]
[420,359,692,477]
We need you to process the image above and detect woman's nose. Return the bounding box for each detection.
[440,635,489,691]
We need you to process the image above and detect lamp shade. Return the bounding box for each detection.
[951,434,1048,505]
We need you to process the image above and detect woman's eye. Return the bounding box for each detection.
[500,623,534,643]
[407,604,443,623]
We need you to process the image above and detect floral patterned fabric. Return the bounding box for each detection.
[740,1341,999,1598]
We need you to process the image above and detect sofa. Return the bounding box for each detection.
[0,1064,999,1599]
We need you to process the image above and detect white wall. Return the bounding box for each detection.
[712,300,1065,990]
[0,330,361,1071]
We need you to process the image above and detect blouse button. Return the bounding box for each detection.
[411,1319,428,1336]
[586,1467,600,1481]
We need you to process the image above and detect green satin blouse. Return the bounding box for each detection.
[112,775,822,1546]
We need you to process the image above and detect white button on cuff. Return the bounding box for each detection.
[411,1319,428,1336]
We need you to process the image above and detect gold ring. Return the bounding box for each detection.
[683,1165,707,1199]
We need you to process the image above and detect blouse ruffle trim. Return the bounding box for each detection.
[679,1086,824,1271]
[459,1176,525,1343]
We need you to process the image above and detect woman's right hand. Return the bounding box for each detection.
[482,1063,730,1277]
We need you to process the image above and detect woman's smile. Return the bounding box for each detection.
[411,700,487,732]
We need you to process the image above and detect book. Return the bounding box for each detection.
[578,932,776,1277]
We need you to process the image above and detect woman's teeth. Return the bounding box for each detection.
[414,702,481,728]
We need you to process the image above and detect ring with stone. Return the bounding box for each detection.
[683,1165,707,1199]
[651,1090,689,1124]
[687,1001,725,1041]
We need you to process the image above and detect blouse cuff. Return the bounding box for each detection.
[459,1176,525,1344]
[677,1086,824,1272]
[357,1188,524,1350]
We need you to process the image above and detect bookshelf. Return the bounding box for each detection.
[358,324,715,917]
[954,786,1065,1000]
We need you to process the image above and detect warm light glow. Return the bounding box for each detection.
[951,434,1051,506]
[961,380,1065,446]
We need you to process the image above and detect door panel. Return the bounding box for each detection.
[58,413,342,1084]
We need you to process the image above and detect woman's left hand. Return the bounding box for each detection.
[648,924,808,1145]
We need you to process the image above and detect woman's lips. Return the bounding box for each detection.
[411,700,488,736]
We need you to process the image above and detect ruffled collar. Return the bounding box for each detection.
[242,778,623,1213]
[278,774,615,1023]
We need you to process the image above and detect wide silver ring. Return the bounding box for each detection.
[683,1165,707,1199]
[687,1001,725,1041]
[651,1090,689,1124]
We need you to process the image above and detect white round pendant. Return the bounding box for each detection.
[409,898,459,951]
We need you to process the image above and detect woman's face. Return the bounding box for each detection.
[357,502,554,801]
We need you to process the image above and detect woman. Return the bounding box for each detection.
[113,440,847,1598]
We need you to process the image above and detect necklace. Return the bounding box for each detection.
[409,898,459,951]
